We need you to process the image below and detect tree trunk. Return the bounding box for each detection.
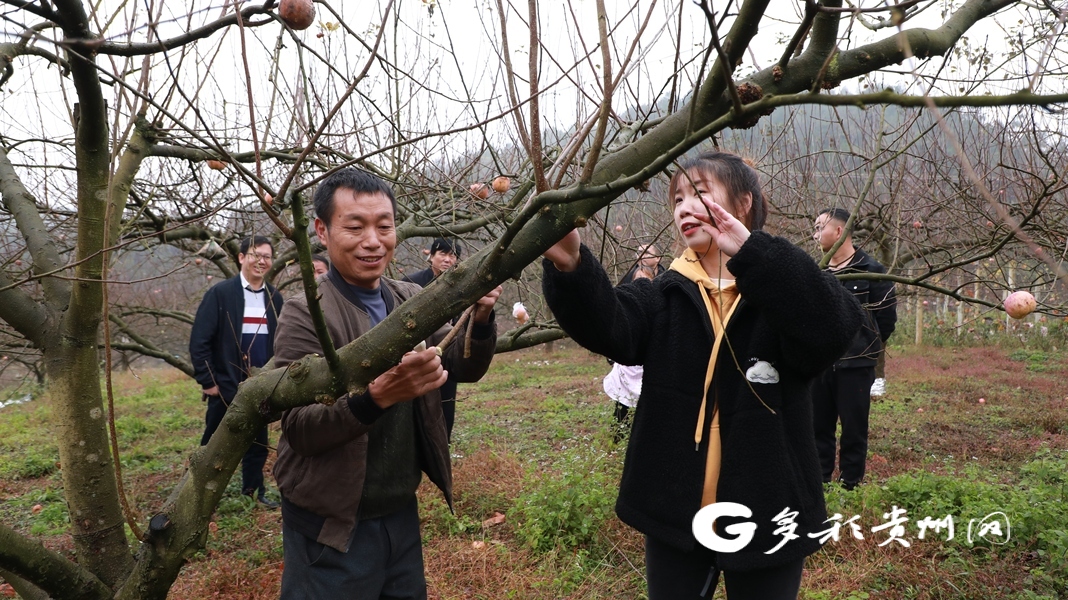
[43,342,134,587]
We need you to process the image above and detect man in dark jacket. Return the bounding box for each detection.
[272,169,501,599]
[402,238,462,440]
[189,235,284,508]
[812,208,898,490]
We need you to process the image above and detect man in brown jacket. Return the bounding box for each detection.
[272,168,501,600]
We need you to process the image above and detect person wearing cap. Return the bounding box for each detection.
[403,238,460,287]
[402,238,463,439]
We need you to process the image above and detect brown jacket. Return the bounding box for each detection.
[272,270,496,551]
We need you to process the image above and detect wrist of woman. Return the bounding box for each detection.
[552,253,580,272]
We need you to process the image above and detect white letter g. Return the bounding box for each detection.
[692,502,757,553]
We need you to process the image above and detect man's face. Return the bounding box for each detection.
[813,214,843,253]
[429,249,457,277]
[238,243,273,287]
[314,189,396,289]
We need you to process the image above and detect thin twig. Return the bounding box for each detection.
[436,306,475,354]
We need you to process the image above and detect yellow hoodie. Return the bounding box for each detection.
[669,249,741,508]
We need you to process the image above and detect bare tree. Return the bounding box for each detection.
[0,0,1066,598]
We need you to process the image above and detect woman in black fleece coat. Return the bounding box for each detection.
[543,152,864,599]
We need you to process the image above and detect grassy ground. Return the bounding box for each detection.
[0,342,1066,599]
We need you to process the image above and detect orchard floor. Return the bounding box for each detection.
[1,342,1066,599]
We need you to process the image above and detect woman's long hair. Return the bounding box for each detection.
[667,152,769,231]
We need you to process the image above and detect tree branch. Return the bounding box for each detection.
[0,523,112,600]
[0,567,48,600]
[107,342,193,376]
[93,3,276,56]
[0,0,62,23]
[494,326,568,353]
[0,145,70,315]
[107,314,194,376]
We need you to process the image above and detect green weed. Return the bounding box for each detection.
[510,451,618,554]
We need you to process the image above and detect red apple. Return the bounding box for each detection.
[206,275,213,281]
[195,258,203,265]
[279,0,315,30]
[912,220,923,229]
[492,176,511,193]
[916,407,924,413]
[206,159,226,171]
[263,193,274,205]
[978,398,986,404]
[14,259,21,266]
[31,504,42,514]
[614,225,623,233]
[469,183,490,200]
[1004,290,1037,319]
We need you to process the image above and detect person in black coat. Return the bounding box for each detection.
[402,238,461,439]
[403,237,460,287]
[617,243,666,285]
[189,235,285,508]
[543,152,864,600]
[811,208,898,489]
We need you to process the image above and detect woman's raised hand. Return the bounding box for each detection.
[695,201,751,257]
[543,229,581,272]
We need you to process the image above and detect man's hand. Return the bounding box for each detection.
[367,348,447,409]
[543,229,581,272]
[473,285,502,323]
[202,386,220,399]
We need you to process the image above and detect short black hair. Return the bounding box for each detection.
[429,238,461,258]
[314,168,397,225]
[818,207,853,234]
[311,254,329,267]
[239,235,274,255]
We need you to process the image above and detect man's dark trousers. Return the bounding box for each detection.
[811,366,876,486]
[201,394,269,496]
[279,498,426,599]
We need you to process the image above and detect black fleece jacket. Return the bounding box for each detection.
[543,232,864,572]
[830,247,897,369]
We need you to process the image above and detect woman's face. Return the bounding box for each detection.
[672,170,736,254]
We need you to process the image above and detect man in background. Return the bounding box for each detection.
[190,235,284,508]
[811,208,897,490]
